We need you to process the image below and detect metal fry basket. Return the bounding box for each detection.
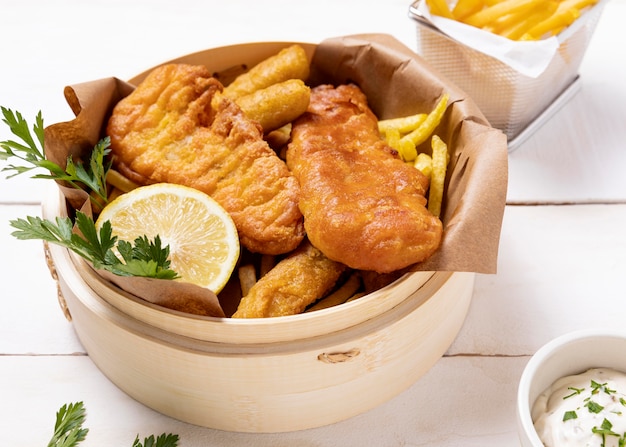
[408,0,607,148]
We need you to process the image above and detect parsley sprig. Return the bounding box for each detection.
[47,401,179,447]
[2,107,179,280]
[0,107,111,208]
[10,211,179,279]
[48,402,89,447]
[133,434,180,447]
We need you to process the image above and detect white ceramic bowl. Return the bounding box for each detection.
[517,329,626,447]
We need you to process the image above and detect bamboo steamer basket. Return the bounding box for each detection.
[44,189,473,433]
[41,41,477,433]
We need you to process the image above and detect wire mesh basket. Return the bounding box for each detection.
[409,0,606,146]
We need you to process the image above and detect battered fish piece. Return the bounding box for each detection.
[286,84,443,273]
[232,240,348,318]
[107,63,304,255]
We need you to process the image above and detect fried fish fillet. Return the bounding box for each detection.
[286,84,443,273]
[232,240,348,318]
[107,63,304,255]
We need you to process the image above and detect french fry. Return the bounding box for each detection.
[384,127,401,152]
[265,123,292,153]
[521,5,580,39]
[414,152,433,179]
[498,3,558,40]
[453,0,485,20]
[558,0,598,10]
[306,273,362,312]
[378,112,427,134]
[107,187,125,203]
[430,0,598,40]
[378,100,449,219]
[426,0,454,18]
[384,127,418,161]
[399,93,449,150]
[222,44,310,100]
[482,7,534,34]
[463,0,545,28]
[236,79,311,133]
[428,135,448,218]
[238,264,257,297]
[106,169,140,193]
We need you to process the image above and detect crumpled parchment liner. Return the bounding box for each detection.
[43,34,508,318]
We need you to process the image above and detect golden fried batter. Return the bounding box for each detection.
[232,240,347,318]
[107,63,304,255]
[286,84,443,273]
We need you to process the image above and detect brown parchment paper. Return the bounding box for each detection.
[43,34,507,317]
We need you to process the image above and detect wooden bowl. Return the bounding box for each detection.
[44,189,473,433]
[40,40,477,433]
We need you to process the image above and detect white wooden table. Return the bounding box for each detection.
[1,0,625,445]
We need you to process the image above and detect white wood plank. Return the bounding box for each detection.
[507,0,626,203]
[449,203,626,356]
[0,355,527,447]
[0,204,84,354]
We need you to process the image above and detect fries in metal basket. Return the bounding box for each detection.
[452,0,484,20]
[426,0,454,18]
[464,0,543,28]
[427,0,599,40]
[520,1,582,39]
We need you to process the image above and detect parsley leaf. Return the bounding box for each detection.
[46,402,180,446]
[586,400,605,414]
[47,402,89,447]
[592,418,619,437]
[564,386,585,399]
[10,212,179,280]
[563,410,578,421]
[591,380,617,396]
[132,433,180,447]
[1,107,111,208]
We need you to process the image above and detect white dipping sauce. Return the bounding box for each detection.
[532,368,626,447]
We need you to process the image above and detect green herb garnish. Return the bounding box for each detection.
[0,107,111,208]
[10,212,179,279]
[563,410,578,421]
[564,386,585,399]
[592,418,620,447]
[132,433,180,447]
[47,402,89,447]
[592,380,617,396]
[586,400,605,414]
[46,402,179,446]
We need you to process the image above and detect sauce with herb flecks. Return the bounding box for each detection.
[532,368,626,447]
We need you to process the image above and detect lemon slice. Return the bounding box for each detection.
[95,183,240,293]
